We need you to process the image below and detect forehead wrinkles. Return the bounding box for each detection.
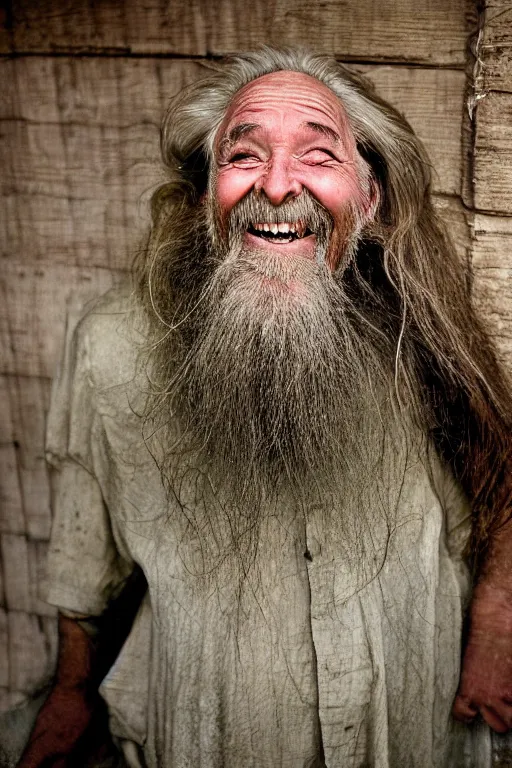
[216,72,352,148]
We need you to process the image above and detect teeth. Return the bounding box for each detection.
[251,221,306,237]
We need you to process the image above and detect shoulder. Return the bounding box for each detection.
[72,279,147,391]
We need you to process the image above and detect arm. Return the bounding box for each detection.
[453,520,512,732]
[17,614,102,768]
[424,362,512,730]
[18,567,147,767]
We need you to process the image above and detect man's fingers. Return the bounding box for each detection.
[453,691,512,733]
[452,694,478,723]
[479,705,510,733]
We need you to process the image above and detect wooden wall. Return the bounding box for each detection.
[0,0,509,715]
[467,0,512,371]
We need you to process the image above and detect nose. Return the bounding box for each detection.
[254,154,302,206]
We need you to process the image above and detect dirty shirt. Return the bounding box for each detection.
[45,283,491,768]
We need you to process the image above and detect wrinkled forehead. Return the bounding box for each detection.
[215,71,356,151]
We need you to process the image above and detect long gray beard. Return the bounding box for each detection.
[163,230,401,533]
[143,197,408,583]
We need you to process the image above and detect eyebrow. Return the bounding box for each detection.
[304,121,341,143]
[219,119,341,151]
[223,122,261,146]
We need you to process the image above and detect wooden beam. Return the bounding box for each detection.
[471,212,512,372]
[474,91,512,214]
[432,195,471,268]
[470,2,512,214]
[4,376,52,541]
[474,0,512,93]
[7,610,56,693]
[3,0,475,66]
[469,1,512,379]
[0,262,121,378]
[357,66,466,197]
[0,609,7,689]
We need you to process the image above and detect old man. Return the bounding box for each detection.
[18,47,512,767]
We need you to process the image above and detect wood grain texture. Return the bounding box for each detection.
[476,1,512,93]
[1,58,466,276]
[357,66,466,197]
[0,608,8,689]
[4,0,474,65]
[1,534,31,613]
[0,57,205,270]
[0,263,121,378]
[471,213,512,371]
[473,91,512,214]
[0,377,25,536]
[7,611,56,693]
[0,533,55,618]
[27,541,56,618]
[432,195,471,267]
[5,376,52,541]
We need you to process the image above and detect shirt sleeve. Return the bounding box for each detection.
[45,297,134,616]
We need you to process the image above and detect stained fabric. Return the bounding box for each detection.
[45,283,491,767]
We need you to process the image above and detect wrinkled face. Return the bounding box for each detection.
[212,71,370,270]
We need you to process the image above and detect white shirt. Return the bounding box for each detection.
[45,282,491,767]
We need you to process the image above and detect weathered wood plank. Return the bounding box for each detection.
[476,1,512,94]
[4,0,474,65]
[8,611,56,693]
[27,541,57,618]
[1,534,31,613]
[0,533,55,617]
[0,57,205,270]
[0,377,25,536]
[1,59,466,275]
[0,608,8,689]
[206,0,474,65]
[358,66,466,197]
[0,445,24,536]
[432,195,471,267]
[0,548,4,609]
[0,3,12,54]
[471,213,512,373]
[0,263,121,378]
[474,91,512,214]
[7,0,207,57]
[6,376,52,541]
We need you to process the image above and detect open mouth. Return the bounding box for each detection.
[247,221,314,245]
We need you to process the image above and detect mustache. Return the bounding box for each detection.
[227,189,333,242]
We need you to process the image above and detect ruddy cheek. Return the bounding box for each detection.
[216,170,255,216]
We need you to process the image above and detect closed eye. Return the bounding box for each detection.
[300,148,339,164]
[231,152,257,162]
[227,152,263,168]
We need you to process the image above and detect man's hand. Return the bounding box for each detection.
[16,684,99,768]
[453,582,512,732]
[17,570,146,766]
[16,614,100,767]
